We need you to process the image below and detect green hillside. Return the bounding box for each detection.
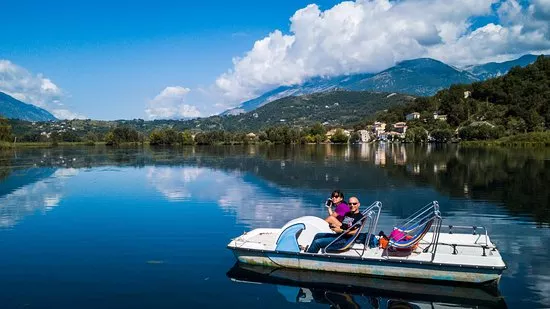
[380,55,549,139]
[179,91,414,132]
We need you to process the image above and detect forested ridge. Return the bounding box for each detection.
[377,55,549,139]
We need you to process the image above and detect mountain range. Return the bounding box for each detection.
[223,54,541,115]
[0,91,57,121]
[463,54,540,79]
[0,54,542,122]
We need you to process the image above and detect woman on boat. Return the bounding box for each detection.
[324,190,350,230]
[308,197,362,253]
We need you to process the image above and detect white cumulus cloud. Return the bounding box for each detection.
[145,86,201,119]
[0,60,84,119]
[214,0,550,106]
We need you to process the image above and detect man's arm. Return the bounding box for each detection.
[332,226,358,235]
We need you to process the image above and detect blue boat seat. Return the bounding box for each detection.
[275,223,306,253]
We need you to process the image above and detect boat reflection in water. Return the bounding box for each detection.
[226,263,507,309]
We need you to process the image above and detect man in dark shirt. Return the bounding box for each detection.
[306,197,363,253]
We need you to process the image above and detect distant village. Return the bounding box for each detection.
[17,110,452,144]
[323,111,447,143]
[33,121,77,139]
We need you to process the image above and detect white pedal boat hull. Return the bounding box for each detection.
[227,216,506,284]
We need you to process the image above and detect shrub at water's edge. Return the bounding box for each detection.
[0,141,13,149]
[0,117,13,148]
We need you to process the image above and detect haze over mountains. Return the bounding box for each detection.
[223,54,541,115]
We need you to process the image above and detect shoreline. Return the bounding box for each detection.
[2,139,549,149]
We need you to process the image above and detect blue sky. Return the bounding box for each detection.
[0,0,341,119]
[1,0,549,120]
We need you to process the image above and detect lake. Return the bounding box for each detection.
[0,144,549,308]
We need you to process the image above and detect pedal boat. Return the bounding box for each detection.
[227,201,506,285]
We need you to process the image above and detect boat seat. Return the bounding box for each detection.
[275,223,305,253]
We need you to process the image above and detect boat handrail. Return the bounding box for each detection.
[398,201,441,229]
[439,225,489,246]
[433,242,498,257]
[322,201,382,254]
[436,242,497,249]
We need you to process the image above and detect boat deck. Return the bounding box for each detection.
[230,229,505,269]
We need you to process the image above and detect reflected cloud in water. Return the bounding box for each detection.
[146,166,316,228]
[146,167,203,200]
[0,168,78,228]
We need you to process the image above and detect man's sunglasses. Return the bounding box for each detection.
[349,202,359,205]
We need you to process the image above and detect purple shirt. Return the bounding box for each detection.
[334,202,350,221]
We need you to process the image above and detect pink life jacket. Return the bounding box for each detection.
[389,228,407,242]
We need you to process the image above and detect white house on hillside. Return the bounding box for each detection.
[393,122,408,137]
[357,129,371,143]
[406,112,420,121]
[433,112,447,121]
[373,122,386,137]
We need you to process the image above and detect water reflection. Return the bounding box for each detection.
[0,145,548,307]
[147,167,204,200]
[227,263,507,308]
[146,166,315,227]
[1,145,548,228]
[0,168,77,228]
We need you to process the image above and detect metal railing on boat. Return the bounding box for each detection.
[323,201,382,255]
[430,225,497,257]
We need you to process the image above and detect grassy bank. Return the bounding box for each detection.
[461,131,550,147]
[9,141,102,148]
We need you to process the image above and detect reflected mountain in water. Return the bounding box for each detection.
[227,263,507,309]
[1,144,548,225]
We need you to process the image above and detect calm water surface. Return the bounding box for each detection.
[0,144,548,308]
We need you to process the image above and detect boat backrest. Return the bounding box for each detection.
[388,218,434,249]
[387,201,442,251]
